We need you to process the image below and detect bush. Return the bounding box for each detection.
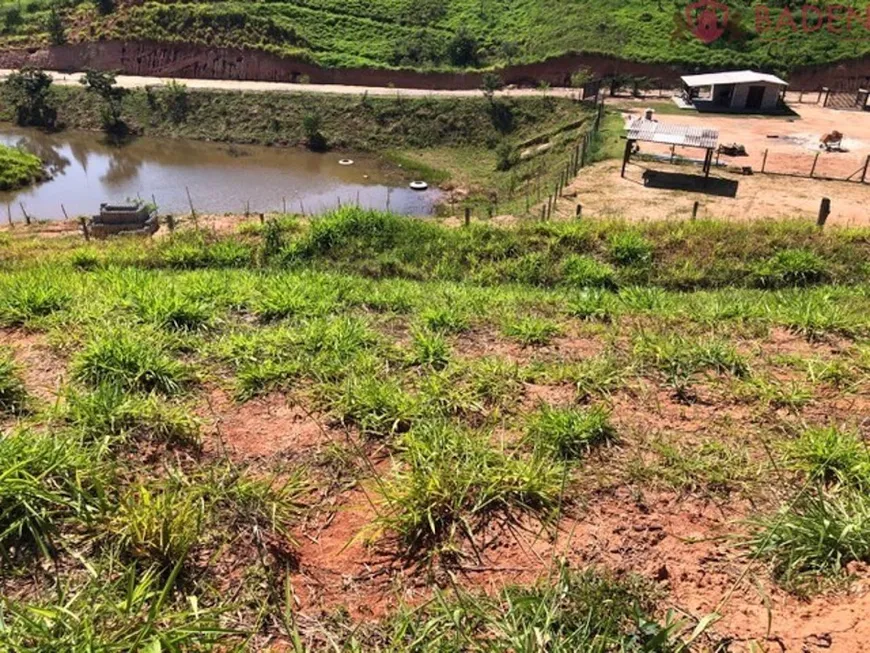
[0,144,45,191]
[2,67,57,128]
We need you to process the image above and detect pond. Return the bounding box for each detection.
[0,125,439,221]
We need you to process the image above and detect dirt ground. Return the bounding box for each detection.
[572,101,870,226]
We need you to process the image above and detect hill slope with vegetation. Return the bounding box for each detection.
[2,0,869,75]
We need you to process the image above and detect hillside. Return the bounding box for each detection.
[2,0,869,76]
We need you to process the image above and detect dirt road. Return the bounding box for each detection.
[0,69,580,99]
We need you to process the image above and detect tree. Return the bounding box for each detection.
[3,68,57,128]
[95,0,116,16]
[480,72,503,101]
[3,7,22,34]
[302,113,327,151]
[495,141,517,171]
[46,9,66,45]
[446,28,479,67]
[80,69,127,134]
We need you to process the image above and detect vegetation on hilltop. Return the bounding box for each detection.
[1,0,869,75]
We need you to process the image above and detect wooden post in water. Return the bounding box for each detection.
[61,204,70,221]
[6,203,12,228]
[282,197,287,214]
[19,203,30,225]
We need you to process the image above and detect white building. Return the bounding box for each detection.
[680,70,788,112]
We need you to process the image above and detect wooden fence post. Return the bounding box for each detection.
[692,201,700,220]
[79,217,90,242]
[817,198,831,227]
[575,204,582,219]
[166,214,175,232]
[862,155,870,183]
[6,203,12,228]
[61,204,70,221]
[761,149,768,173]
[185,186,198,229]
[19,203,30,225]
[464,207,471,227]
[810,152,820,178]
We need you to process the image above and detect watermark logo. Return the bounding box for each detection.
[685,0,729,44]
[676,2,870,44]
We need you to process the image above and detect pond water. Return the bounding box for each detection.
[0,125,439,221]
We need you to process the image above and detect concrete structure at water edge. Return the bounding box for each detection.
[679,71,788,113]
[89,203,158,238]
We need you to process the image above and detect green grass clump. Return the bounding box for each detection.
[72,329,190,395]
[0,144,45,191]
[561,255,615,289]
[129,287,216,332]
[0,565,228,651]
[754,249,829,288]
[332,374,420,438]
[0,430,106,558]
[408,328,450,369]
[384,565,675,651]
[525,404,615,459]
[502,316,561,346]
[0,348,27,415]
[62,385,200,448]
[747,490,870,588]
[607,231,653,266]
[420,305,470,334]
[110,483,204,569]
[379,422,563,554]
[0,278,70,326]
[784,426,870,489]
[566,288,615,322]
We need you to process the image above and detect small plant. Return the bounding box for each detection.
[70,248,101,270]
[0,348,28,415]
[332,374,419,438]
[302,112,327,151]
[420,306,470,334]
[566,288,614,321]
[525,404,616,459]
[784,426,870,489]
[0,280,70,326]
[72,329,189,395]
[46,9,66,45]
[130,288,215,332]
[754,249,828,288]
[378,422,563,553]
[63,384,200,448]
[0,430,106,557]
[502,316,562,346]
[607,230,653,266]
[409,328,450,369]
[110,483,204,568]
[747,489,870,588]
[163,79,188,123]
[561,255,615,289]
[494,140,516,171]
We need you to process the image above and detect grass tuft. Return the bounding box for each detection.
[0,348,28,415]
[525,404,616,459]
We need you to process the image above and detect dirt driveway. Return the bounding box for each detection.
[564,102,870,226]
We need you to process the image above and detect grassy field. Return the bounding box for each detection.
[1,0,869,74]
[1,210,869,649]
[0,143,45,190]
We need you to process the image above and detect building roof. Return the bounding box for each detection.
[681,70,788,88]
[625,119,719,149]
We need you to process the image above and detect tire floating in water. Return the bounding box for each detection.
[409,181,429,191]
[338,159,354,166]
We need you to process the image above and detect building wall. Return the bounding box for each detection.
[728,82,782,110]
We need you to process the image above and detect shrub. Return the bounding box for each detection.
[0,145,45,191]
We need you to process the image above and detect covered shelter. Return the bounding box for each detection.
[681,70,788,112]
[622,119,719,178]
